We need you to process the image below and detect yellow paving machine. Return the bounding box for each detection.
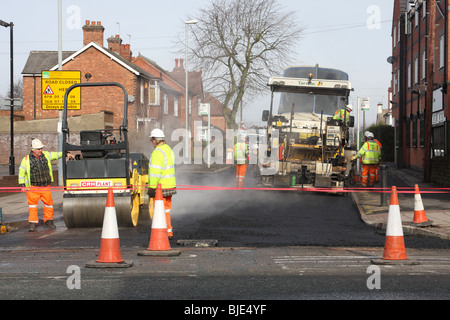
[258,65,356,191]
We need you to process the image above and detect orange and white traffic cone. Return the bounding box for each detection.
[372,186,418,265]
[86,188,133,268]
[138,184,181,257]
[410,184,433,227]
[226,148,233,164]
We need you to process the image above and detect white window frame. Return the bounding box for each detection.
[148,80,160,106]
[163,94,168,114]
[140,79,144,104]
[422,50,426,79]
[414,57,418,85]
[174,97,179,117]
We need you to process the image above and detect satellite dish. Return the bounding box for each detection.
[387,56,397,64]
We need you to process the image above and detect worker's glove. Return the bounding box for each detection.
[18,184,26,192]
[147,188,156,198]
[350,156,356,161]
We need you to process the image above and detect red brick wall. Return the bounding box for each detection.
[431,156,450,187]
[19,46,139,131]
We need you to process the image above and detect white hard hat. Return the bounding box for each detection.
[150,128,165,139]
[346,104,353,111]
[31,139,44,150]
[364,131,374,138]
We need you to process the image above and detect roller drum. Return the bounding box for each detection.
[63,193,134,228]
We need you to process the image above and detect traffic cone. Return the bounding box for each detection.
[86,188,133,268]
[410,184,433,227]
[226,148,233,164]
[138,184,181,257]
[372,186,418,265]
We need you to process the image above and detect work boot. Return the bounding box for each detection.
[43,220,56,229]
[29,223,37,232]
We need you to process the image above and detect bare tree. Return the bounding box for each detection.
[186,0,302,129]
[1,79,22,99]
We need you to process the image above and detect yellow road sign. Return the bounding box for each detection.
[41,71,81,110]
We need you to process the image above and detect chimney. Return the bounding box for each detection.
[120,44,132,62]
[180,58,184,70]
[82,20,105,46]
[107,34,122,53]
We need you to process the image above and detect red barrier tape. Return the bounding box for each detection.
[1,184,449,194]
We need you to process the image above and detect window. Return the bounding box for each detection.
[174,98,179,117]
[422,50,426,79]
[423,1,427,19]
[439,35,445,69]
[140,79,144,104]
[433,125,446,156]
[163,94,168,114]
[393,71,398,94]
[433,88,443,112]
[397,70,400,93]
[149,80,160,106]
[414,57,418,84]
[393,24,397,46]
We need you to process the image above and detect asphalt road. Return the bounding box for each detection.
[173,168,450,249]
[1,168,449,302]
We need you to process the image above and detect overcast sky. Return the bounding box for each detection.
[0,0,393,125]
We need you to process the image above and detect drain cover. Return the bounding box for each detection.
[176,239,218,247]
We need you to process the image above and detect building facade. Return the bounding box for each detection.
[390,0,449,172]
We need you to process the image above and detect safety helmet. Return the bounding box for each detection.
[364,131,374,139]
[31,139,45,150]
[149,128,165,139]
[346,104,353,111]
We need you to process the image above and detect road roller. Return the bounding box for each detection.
[61,82,149,228]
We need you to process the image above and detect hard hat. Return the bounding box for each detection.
[149,128,165,139]
[346,104,353,111]
[364,131,374,138]
[31,139,45,150]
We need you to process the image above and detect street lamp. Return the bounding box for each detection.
[0,19,14,175]
[184,19,198,163]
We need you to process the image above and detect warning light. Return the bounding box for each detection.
[308,73,313,83]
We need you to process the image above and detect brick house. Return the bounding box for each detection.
[8,20,223,138]
[390,0,449,173]
[133,55,229,136]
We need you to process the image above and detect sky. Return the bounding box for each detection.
[0,0,394,126]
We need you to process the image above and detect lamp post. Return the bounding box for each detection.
[0,19,14,175]
[184,19,198,163]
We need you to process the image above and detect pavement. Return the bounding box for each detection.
[1,163,449,241]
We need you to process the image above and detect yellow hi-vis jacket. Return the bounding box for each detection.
[148,143,176,190]
[18,151,62,187]
[234,142,249,165]
[333,108,350,123]
[356,141,381,165]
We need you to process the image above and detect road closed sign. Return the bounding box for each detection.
[42,71,81,110]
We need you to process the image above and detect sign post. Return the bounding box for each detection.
[199,103,211,168]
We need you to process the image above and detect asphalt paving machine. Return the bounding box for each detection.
[61,82,149,228]
[258,65,355,191]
